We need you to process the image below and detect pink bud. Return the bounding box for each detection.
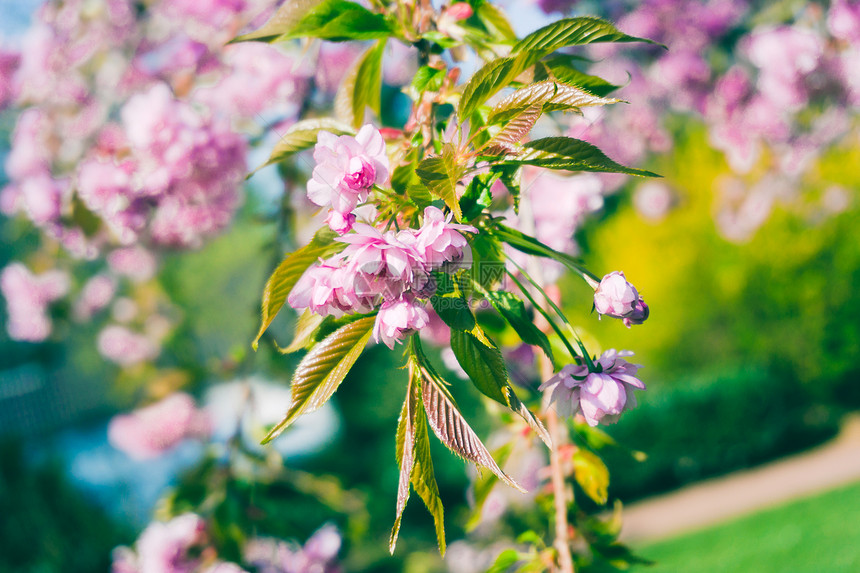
[593,271,640,319]
[447,2,474,21]
[373,295,430,349]
[325,210,356,234]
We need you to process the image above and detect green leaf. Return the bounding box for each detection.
[279,310,325,354]
[252,228,341,350]
[476,2,517,42]
[458,52,534,120]
[411,65,446,93]
[391,374,417,553]
[262,316,374,443]
[418,361,524,492]
[510,137,660,177]
[252,118,354,175]
[492,164,522,213]
[482,105,541,156]
[459,175,494,220]
[572,448,610,505]
[415,144,465,220]
[391,364,446,555]
[289,0,393,41]
[513,17,658,57]
[230,0,326,43]
[482,290,554,365]
[430,293,475,331]
[487,81,618,124]
[487,549,522,573]
[536,56,622,97]
[335,40,386,129]
[450,330,550,446]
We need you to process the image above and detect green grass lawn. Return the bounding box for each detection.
[638,481,860,572]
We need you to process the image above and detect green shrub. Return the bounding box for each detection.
[603,366,840,502]
[0,442,133,573]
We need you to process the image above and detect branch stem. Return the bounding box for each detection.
[545,394,576,573]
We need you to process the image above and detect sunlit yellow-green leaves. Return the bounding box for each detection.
[262,316,375,443]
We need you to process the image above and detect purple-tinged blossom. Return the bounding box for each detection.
[307,125,389,226]
[373,295,430,349]
[539,350,645,426]
[623,298,650,327]
[593,271,648,327]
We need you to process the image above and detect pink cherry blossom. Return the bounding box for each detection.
[245,525,342,573]
[742,25,823,110]
[0,48,20,111]
[74,274,117,321]
[336,223,425,301]
[194,42,309,120]
[634,181,674,221]
[97,324,159,366]
[314,43,363,94]
[117,513,208,573]
[373,296,430,349]
[0,263,69,342]
[77,157,146,243]
[107,246,158,282]
[307,126,389,225]
[288,260,374,318]
[539,350,645,426]
[415,206,476,270]
[15,173,66,226]
[5,109,53,180]
[828,0,860,45]
[108,393,211,460]
[120,83,247,247]
[325,210,356,235]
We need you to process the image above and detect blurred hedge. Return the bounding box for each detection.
[602,366,841,502]
[0,442,133,572]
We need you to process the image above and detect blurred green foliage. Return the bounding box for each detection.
[602,366,840,501]
[562,126,860,500]
[0,442,133,572]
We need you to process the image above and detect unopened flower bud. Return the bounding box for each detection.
[593,271,648,326]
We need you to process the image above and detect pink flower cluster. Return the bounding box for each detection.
[0,263,69,342]
[108,393,211,459]
[540,350,645,426]
[290,201,475,348]
[307,125,390,233]
[290,127,477,348]
[0,0,313,257]
[112,513,247,573]
[539,0,860,241]
[244,525,342,573]
[0,47,19,110]
[593,271,649,327]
